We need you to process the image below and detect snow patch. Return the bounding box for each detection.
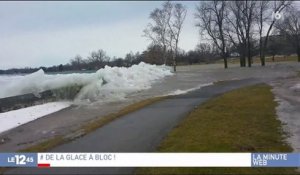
[166,83,213,96]
[0,102,71,134]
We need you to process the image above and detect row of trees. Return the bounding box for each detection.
[0,43,220,74]
[0,36,295,74]
[194,0,299,69]
[68,44,220,72]
[142,0,299,70]
[67,50,142,71]
[1,1,299,74]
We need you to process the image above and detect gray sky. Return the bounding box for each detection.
[0,1,200,69]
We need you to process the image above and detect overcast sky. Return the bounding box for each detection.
[0,1,200,69]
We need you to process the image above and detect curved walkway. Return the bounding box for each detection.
[6,78,260,174]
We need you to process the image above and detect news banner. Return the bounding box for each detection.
[0,153,299,168]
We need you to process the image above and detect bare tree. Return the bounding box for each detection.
[224,1,247,67]
[242,0,257,67]
[144,1,186,71]
[124,51,135,67]
[275,6,300,62]
[88,49,109,69]
[260,0,291,66]
[143,5,171,65]
[224,1,259,67]
[195,1,228,68]
[255,1,270,66]
[166,2,187,72]
[70,55,84,70]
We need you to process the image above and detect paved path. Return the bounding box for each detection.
[6,79,260,175]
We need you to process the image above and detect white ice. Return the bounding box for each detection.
[0,102,71,134]
[0,63,173,101]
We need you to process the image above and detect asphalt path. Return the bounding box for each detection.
[6,78,261,175]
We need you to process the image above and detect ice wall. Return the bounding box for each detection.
[0,63,172,102]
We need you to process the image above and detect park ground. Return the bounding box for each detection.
[1,59,300,174]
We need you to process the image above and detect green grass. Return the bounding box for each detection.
[19,136,65,152]
[136,84,298,175]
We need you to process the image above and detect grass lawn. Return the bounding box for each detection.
[136,84,298,174]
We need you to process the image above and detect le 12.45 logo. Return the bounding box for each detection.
[7,154,34,165]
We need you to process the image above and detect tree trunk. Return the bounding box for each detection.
[240,55,246,67]
[240,44,246,67]
[171,46,176,72]
[173,55,176,72]
[163,45,167,65]
[259,5,265,67]
[260,37,266,66]
[247,53,251,67]
[272,55,275,62]
[247,35,252,67]
[173,40,179,72]
[223,57,228,69]
[262,20,275,67]
[240,56,243,67]
[261,50,266,66]
[222,46,228,69]
[297,48,300,62]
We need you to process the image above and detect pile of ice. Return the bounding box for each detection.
[0,62,173,102]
